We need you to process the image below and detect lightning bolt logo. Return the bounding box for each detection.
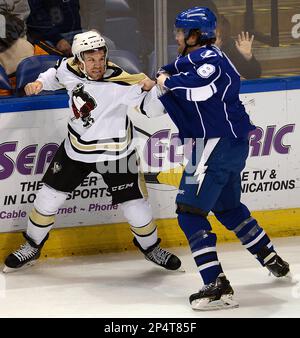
[194,162,207,195]
[193,138,220,195]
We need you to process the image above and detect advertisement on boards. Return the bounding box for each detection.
[0,88,299,232]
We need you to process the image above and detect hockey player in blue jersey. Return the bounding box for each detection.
[154,7,290,310]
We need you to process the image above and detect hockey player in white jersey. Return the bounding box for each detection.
[3,30,181,273]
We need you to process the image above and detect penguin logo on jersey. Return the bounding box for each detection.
[51,162,62,174]
[71,83,97,128]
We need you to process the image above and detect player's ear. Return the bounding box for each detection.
[78,61,84,72]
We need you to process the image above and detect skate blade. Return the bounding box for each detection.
[149,262,186,273]
[145,257,185,272]
[191,294,239,311]
[2,260,38,274]
[283,272,293,281]
[279,272,297,284]
[176,266,186,273]
[269,271,294,282]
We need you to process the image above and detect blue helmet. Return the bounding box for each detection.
[175,7,217,40]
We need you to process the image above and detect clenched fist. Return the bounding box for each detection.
[139,76,156,91]
[24,81,43,96]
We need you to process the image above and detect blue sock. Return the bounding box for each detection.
[178,212,223,284]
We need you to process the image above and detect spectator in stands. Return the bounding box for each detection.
[0,0,63,96]
[0,0,32,94]
[215,13,261,79]
[27,0,82,56]
[0,0,31,69]
[166,0,261,79]
[130,0,261,79]
[0,0,30,22]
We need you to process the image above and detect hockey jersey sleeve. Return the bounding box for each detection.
[118,84,165,117]
[119,84,147,106]
[163,57,222,102]
[160,60,180,76]
[37,58,84,92]
[37,68,65,91]
[139,86,166,118]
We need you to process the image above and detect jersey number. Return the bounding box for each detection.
[197,64,216,78]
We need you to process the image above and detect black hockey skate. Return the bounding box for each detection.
[257,246,290,278]
[3,233,49,273]
[133,237,182,271]
[189,273,239,311]
[265,254,290,278]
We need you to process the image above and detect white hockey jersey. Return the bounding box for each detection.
[37,58,160,163]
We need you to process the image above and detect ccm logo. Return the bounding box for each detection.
[111,183,134,192]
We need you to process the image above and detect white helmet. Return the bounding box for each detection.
[72,30,108,63]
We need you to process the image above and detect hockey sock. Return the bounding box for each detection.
[121,199,159,250]
[215,203,275,266]
[27,208,55,245]
[178,212,223,284]
[130,220,158,250]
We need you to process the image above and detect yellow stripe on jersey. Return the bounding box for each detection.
[69,124,132,152]
[66,58,146,85]
[106,62,146,85]
[138,172,149,199]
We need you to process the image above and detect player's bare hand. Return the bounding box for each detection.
[56,39,72,56]
[235,31,254,60]
[215,28,223,49]
[24,81,43,96]
[139,76,156,91]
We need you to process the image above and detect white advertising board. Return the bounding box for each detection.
[0,88,299,232]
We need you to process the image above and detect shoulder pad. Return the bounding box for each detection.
[200,49,219,59]
[64,58,85,78]
[55,57,67,70]
[191,47,221,66]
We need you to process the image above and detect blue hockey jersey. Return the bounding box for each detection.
[159,45,256,140]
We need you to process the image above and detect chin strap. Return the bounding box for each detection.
[181,40,199,56]
[181,29,202,56]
